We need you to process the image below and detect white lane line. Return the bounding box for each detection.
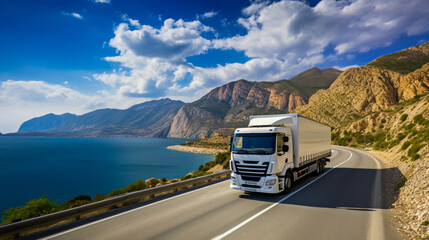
[42,180,228,240]
[212,149,353,240]
[360,150,384,240]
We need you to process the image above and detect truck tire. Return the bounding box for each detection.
[320,159,325,173]
[283,171,293,193]
[313,160,320,176]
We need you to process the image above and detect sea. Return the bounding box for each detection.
[0,137,214,213]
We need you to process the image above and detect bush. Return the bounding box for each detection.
[422,220,429,226]
[65,195,92,208]
[413,114,424,125]
[401,141,411,151]
[180,174,192,181]
[1,195,61,224]
[407,144,422,160]
[400,114,408,122]
[381,119,386,123]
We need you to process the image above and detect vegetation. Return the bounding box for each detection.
[367,49,429,74]
[181,134,230,150]
[1,194,63,224]
[422,220,429,226]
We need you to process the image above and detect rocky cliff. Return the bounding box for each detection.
[168,67,341,138]
[296,42,429,127]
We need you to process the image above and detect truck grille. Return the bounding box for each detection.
[234,161,269,176]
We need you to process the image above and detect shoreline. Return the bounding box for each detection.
[166,145,227,155]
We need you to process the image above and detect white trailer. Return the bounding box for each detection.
[229,114,331,194]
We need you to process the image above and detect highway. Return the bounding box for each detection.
[34,146,400,240]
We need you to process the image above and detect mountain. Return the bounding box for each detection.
[18,113,77,133]
[15,67,340,138]
[17,98,185,137]
[295,42,429,127]
[168,67,341,138]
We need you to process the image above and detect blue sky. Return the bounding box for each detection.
[1,0,429,133]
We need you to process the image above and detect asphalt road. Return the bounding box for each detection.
[37,146,401,240]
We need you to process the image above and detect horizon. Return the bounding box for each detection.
[1,0,429,133]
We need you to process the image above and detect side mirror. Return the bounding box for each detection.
[229,136,233,152]
[283,136,289,142]
[282,145,289,152]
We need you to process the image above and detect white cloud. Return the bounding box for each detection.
[217,0,429,59]
[94,0,111,3]
[91,0,429,106]
[63,81,69,85]
[198,11,218,19]
[63,12,83,20]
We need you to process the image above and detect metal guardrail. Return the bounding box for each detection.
[0,170,232,238]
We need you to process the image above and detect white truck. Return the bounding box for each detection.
[229,114,331,194]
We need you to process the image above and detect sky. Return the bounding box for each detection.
[1,0,429,133]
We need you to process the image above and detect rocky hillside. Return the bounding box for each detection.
[296,42,429,127]
[168,67,341,138]
[329,93,429,239]
[16,98,185,137]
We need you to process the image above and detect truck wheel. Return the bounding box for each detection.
[320,159,325,173]
[283,172,293,193]
[313,161,320,176]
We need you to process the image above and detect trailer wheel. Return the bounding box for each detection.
[313,160,320,176]
[320,159,325,173]
[283,172,293,193]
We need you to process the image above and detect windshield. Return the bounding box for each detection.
[232,133,276,154]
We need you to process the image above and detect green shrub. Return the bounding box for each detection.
[65,195,92,208]
[413,114,424,125]
[378,124,384,129]
[422,220,429,226]
[400,114,408,122]
[401,141,411,151]
[381,119,386,123]
[180,175,192,181]
[407,144,422,160]
[1,195,61,224]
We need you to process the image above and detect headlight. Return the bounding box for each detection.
[265,179,276,186]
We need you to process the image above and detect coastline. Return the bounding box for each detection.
[166,145,227,155]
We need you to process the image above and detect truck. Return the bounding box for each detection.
[229,114,331,194]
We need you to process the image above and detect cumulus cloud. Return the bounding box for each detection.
[94,0,429,103]
[63,12,83,19]
[217,0,429,58]
[93,18,215,97]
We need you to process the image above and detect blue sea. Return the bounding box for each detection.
[0,137,214,213]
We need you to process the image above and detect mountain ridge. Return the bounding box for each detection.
[15,67,341,138]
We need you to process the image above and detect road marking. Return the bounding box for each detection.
[41,180,228,239]
[362,150,384,240]
[212,149,353,240]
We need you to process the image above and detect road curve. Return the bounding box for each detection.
[35,147,400,240]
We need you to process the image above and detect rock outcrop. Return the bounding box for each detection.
[296,52,429,127]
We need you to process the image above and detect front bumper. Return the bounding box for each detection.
[230,172,280,194]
